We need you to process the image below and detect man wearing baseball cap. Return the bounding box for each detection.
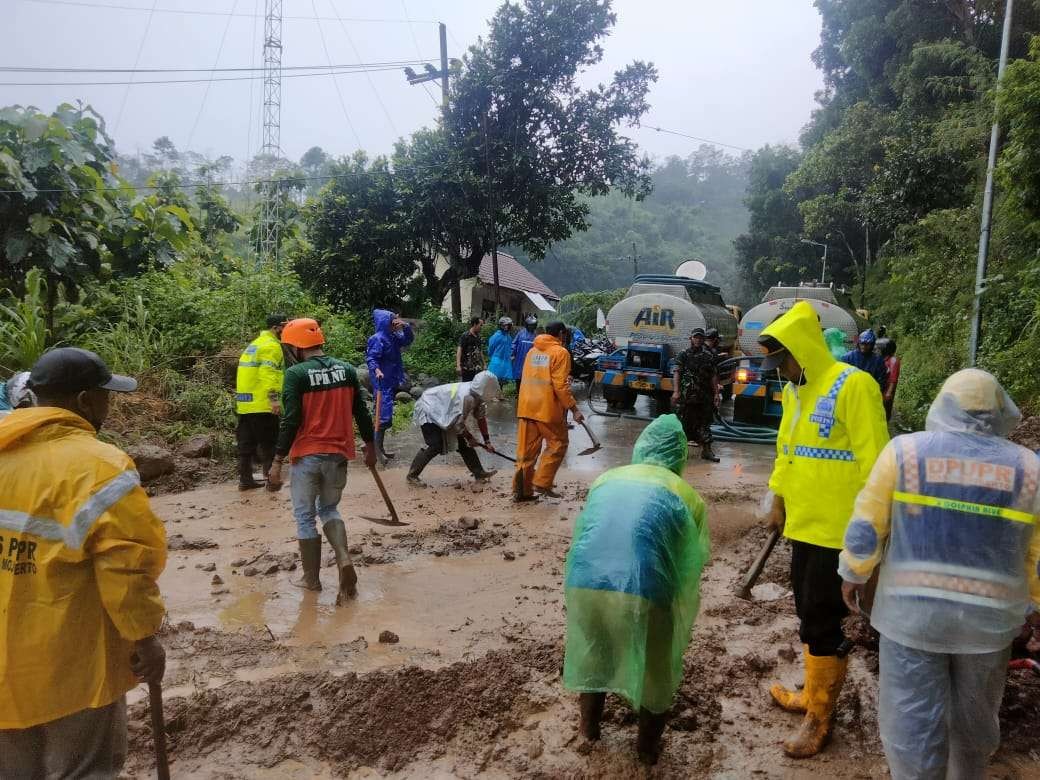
[0,348,167,777]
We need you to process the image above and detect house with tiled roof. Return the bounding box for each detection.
[439,251,560,322]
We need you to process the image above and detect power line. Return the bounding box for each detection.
[185,0,240,152]
[0,66,417,86]
[112,0,157,136]
[0,59,432,74]
[636,123,749,152]
[326,0,398,135]
[18,0,438,23]
[401,0,439,107]
[310,0,362,150]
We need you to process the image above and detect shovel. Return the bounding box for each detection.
[736,527,781,600]
[479,443,517,463]
[149,681,171,780]
[358,464,410,527]
[576,420,602,456]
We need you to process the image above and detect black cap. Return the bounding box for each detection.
[757,335,787,371]
[28,348,137,394]
[705,327,719,339]
[690,328,706,338]
[266,313,289,328]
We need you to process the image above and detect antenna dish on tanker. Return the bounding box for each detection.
[675,259,707,281]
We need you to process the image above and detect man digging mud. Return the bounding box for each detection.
[407,370,500,486]
[562,414,710,765]
[758,301,889,758]
[267,318,377,604]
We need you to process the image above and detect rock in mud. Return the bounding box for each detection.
[410,387,423,400]
[243,566,259,577]
[503,551,516,561]
[378,630,400,644]
[127,444,176,483]
[168,534,218,551]
[199,562,216,572]
[458,515,480,531]
[230,557,247,567]
[211,574,224,586]
[357,367,372,391]
[395,392,413,403]
[178,434,214,459]
[211,587,229,596]
[264,563,280,576]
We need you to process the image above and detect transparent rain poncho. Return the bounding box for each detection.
[563,414,710,713]
[847,369,1040,655]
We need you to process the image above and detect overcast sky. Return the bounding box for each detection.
[4,0,824,167]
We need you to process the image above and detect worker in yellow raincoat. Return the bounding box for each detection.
[758,301,889,758]
[0,348,167,778]
[235,314,288,490]
[513,321,585,501]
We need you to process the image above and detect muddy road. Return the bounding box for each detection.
[124,405,1040,778]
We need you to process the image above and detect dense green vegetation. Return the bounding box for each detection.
[734,0,1040,423]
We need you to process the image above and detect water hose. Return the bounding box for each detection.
[711,413,777,444]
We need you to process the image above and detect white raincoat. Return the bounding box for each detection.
[413,371,500,453]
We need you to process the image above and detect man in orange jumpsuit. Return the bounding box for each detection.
[514,321,585,501]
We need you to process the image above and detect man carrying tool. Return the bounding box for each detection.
[235,313,288,490]
[456,316,485,381]
[511,315,538,391]
[839,369,1040,779]
[0,348,166,777]
[672,327,721,462]
[268,319,376,604]
[514,321,585,501]
[563,414,710,764]
[365,308,414,464]
[842,330,889,391]
[759,300,889,758]
[407,370,500,486]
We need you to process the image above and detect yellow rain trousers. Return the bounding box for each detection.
[762,301,890,549]
[0,408,167,728]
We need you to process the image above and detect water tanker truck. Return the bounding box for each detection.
[732,283,868,425]
[589,274,738,420]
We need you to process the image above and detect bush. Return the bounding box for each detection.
[403,306,468,382]
[557,289,625,334]
[0,268,52,373]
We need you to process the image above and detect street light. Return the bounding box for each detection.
[800,238,828,284]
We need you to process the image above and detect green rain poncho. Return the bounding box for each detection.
[562,414,710,714]
[824,327,847,360]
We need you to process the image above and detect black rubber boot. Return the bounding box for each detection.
[375,430,395,462]
[291,537,322,591]
[701,443,720,463]
[636,709,668,765]
[238,455,264,490]
[322,519,357,604]
[407,447,437,485]
[579,693,606,741]
[460,446,494,480]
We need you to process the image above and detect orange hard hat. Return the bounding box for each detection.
[280,318,325,348]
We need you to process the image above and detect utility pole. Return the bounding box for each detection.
[969,0,1014,366]
[800,238,828,284]
[619,243,640,279]
[484,112,501,312]
[404,23,465,316]
[256,0,283,269]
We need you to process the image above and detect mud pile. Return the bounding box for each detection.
[128,642,564,774]
[1010,415,1040,452]
[354,520,513,565]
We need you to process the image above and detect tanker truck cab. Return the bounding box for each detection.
[732,283,867,426]
[591,274,738,419]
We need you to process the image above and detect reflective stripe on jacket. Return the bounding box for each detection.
[763,301,889,549]
[517,334,578,424]
[236,329,285,414]
[840,432,1040,654]
[0,408,167,728]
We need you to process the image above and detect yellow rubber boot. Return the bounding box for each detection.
[783,651,848,758]
[769,644,809,713]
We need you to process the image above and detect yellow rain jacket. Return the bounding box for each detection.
[763,301,889,549]
[0,408,167,728]
[236,329,285,414]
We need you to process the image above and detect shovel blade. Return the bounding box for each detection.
[358,514,410,527]
[577,445,601,456]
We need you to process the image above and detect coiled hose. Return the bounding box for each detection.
[710,413,777,444]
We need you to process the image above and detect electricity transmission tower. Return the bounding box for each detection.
[256,0,283,268]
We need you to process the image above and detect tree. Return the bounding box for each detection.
[295,153,420,311]
[0,103,194,324]
[398,0,657,314]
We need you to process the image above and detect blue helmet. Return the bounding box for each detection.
[858,330,877,346]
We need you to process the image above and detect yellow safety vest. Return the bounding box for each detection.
[236,329,285,414]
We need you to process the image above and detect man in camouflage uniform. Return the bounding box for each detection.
[671,328,720,462]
